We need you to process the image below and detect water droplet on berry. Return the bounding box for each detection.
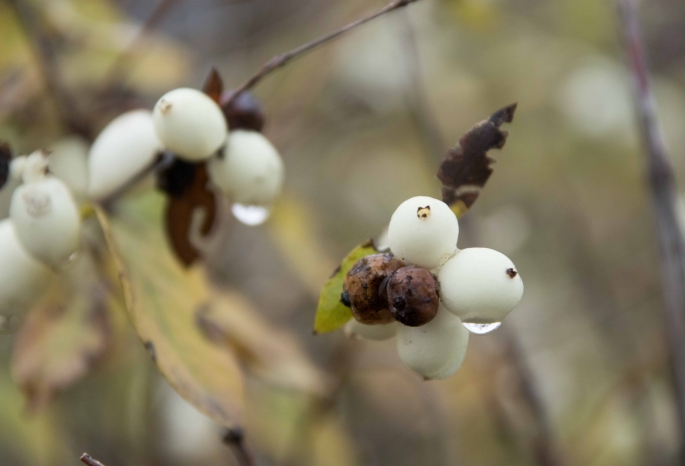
[231,203,270,226]
[462,321,501,335]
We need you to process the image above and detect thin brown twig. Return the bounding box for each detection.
[223,428,256,466]
[102,0,180,87]
[80,453,106,466]
[501,329,566,466]
[398,9,446,163]
[616,0,685,459]
[6,0,93,139]
[224,0,422,107]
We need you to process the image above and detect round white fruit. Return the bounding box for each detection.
[48,136,89,198]
[396,304,469,380]
[344,319,398,341]
[387,196,459,269]
[207,130,284,206]
[88,109,161,200]
[153,88,227,161]
[0,219,52,317]
[10,177,81,267]
[438,247,524,323]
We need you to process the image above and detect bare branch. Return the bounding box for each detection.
[223,428,256,466]
[224,0,422,107]
[6,0,93,139]
[102,0,180,86]
[616,0,685,457]
[80,453,106,466]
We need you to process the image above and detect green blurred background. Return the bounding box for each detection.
[2,0,685,465]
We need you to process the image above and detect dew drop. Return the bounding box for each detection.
[462,321,502,335]
[231,203,270,226]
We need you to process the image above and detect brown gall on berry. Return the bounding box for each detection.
[344,253,405,324]
[220,90,265,132]
[417,205,431,219]
[386,266,439,327]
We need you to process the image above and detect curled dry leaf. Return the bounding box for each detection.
[11,253,110,414]
[314,240,380,334]
[157,159,218,267]
[437,103,517,217]
[94,200,244,427]
[197,288,330,395]
[202,67,224,104]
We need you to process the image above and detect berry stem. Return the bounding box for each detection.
[617,0,685,457]
[223,0,422,107]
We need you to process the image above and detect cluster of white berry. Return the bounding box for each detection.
[0,86,285,328]
[91,87,285,220]
[344,196,524,380]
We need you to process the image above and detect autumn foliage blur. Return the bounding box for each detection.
[2,0,685,466]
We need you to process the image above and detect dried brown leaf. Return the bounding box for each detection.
[11,254,110,414]
[437,103,517,217]
[202,67,224,104]
[0,141,11,190]
[158,160,217,267]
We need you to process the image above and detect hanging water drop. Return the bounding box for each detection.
[231,203,270,226]
[462,321,502,335]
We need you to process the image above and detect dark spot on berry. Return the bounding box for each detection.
[340,290,351,307]
[506,268,518,278]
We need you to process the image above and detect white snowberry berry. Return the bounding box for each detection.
[88,109,161,200]
[153,88,228,161]
[48,136,89,199]
[396,304,469,380]
[387,196,459,269]
[438,247,524,324]
[10,176,81,267]
[207,130,284,206]
[344,319,398,341]
[0,219,52,318]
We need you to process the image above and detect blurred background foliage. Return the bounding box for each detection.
[1,0,685,465]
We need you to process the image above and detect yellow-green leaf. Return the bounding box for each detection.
[314,240,378,334]
[94,198,244,427]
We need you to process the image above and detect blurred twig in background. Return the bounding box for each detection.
[102,0,180,88]
[223,427,256,466]
[224,0,422,107]
[6,0,93,139]
[616,0,685,458]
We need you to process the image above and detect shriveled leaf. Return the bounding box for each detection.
[437,103,517,217]
[157,159,218,267]
[198,288,330,394]
[314,240,379,334]
[11,254,110,414]
[94,201,244,427]
[202,67,224,104]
